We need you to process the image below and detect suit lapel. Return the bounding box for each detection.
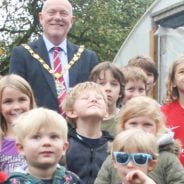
[67,41,79,87]
[34,37,57,97]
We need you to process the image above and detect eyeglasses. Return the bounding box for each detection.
[113,152,153,166]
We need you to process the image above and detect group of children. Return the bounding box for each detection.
[95,96,184,184]
[0,53,184,184]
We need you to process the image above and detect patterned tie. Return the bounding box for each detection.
[53,47,66,114]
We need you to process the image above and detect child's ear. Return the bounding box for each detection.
[65,110,78,119]
[61,142,69,156]
[16,143,26,156]
[148,160,157,172]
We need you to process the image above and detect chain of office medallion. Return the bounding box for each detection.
[22,44,85,79]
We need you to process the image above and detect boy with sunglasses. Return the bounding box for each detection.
[112,129,157,184]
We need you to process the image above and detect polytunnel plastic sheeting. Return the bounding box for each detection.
[156,26,184,103]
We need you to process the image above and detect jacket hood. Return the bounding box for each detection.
[158,129,181,155]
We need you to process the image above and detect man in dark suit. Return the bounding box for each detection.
[9,0,98,112]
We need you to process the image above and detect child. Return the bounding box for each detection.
[5,107,83,184]
[112,129,157,184]
[128,55,158,96]
[89,61,125,137]
[62,81,113,184]
[121,65,147,105]
[0,74,36,175]
[95,96,184,184]
[161,54,184,165]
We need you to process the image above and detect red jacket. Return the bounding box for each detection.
[161,100,184,165]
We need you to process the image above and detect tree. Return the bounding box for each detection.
[0,0,154,75]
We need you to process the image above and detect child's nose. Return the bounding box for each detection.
[91,97,98,102]
[104,83,111,91]
[126,160,135,168]
[12,102,21,110]
[132,90,141,97]
[89,95,98,101]
[42,137,52,145]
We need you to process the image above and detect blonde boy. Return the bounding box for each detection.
[112,129,157,184]
[5,108,82,184]
[62,82,113,184]
[121,66,147,105]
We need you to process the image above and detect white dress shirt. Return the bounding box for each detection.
[43,35,69,89]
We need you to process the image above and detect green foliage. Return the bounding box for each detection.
[0,0,42,74]
[69,0,154,61]
[0,0,154,74]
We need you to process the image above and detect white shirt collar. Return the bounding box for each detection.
[43,35,67,54]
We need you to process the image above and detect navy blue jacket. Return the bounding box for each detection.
[66,127,113,184]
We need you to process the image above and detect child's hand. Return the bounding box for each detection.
[125,170,156,184]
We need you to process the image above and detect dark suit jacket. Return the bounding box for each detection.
[9,36,98,112]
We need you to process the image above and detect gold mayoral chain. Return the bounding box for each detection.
[22,44,85,79]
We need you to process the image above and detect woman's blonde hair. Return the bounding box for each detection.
[0,74,36,135]
[13,107,68,144]
[163,54,184,104]
[112,129,158,159]
[117,96,167,136]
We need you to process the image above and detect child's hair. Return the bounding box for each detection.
[62,81,106,112]
[112,129,158,160]
[121,65,147,87]
[89,61,125,106]
[163,54,184,104]
[117,96,167,136]
[0,74,36,134]
[128,55,158,82]
[13,107,68,144]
